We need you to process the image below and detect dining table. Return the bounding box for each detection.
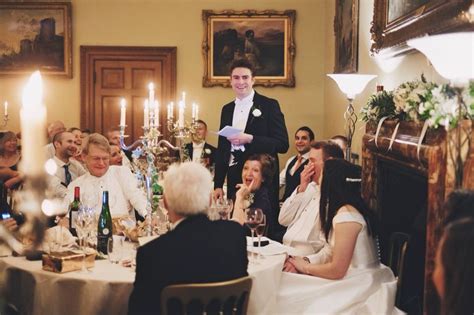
[0,248,286,315]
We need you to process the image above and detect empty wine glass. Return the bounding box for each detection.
[217,198,233,220]
[75,207,93,273]
[256,214,267,261]
[245,208,264,264]
[107,235,123,264]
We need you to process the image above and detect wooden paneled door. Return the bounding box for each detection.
[80,46,176,143]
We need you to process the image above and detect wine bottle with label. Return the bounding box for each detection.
[68,187,81,237]
[97,191,113,255]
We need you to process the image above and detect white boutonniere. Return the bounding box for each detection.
[204,148,211,154]
[252,108,262,117]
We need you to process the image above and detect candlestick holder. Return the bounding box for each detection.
[119,124,178,236]
[1,113,9,128]
[167,118,199,162]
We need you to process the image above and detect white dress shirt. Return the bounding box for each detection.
[192,141,204,163]
[52,156,87,198]
[279,182,332,263]
[66,165,147,218]
[279,151,310,187]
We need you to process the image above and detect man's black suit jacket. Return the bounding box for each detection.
[128,214,248,315]
[183,142,216,166]
[214,91,289,197]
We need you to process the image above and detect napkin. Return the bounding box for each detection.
[246,237,292,256]
[43,226,77,253]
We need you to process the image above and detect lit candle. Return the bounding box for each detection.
[20,71,46,176]
[148,83,155,108]
[120,98,126,127]
[182,91,186,105]
[4,101,7,116]
[192,102,196,121]
[195,103,199,121]
[144,100,149,128]
[154,100,160,127]
[168,102,174,120]
[178,101,185,128]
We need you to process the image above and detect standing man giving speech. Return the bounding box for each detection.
[214,59,289,238]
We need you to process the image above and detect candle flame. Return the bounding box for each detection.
[148,82,154,90]
[120,98,126,108]
[22,71,43,109]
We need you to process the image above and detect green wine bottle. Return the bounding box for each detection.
[68,187,82,237]
[97,191,113,255]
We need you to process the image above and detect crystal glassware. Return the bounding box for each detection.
[245,208,264,264]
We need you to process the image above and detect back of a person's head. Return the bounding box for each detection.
[311,141,344,161]
[439,218,474,314]
[82,133,110,155]
[443,189,474,226]
[163,162,212,216]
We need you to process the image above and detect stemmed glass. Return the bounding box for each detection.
[75,207,93,273]
[256,214,266,261]
[244,208,264,264]
[217,198,233,220]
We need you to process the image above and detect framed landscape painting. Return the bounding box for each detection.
[334,0,359,73]
[0,2,72,77]
[202,10,296,87]
[370,0,473,56]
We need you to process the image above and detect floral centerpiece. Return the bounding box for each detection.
[361,75,473,130]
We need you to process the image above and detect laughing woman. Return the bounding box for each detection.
[277,159,400,314]
[231,153,277,238]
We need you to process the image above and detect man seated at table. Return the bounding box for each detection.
[182,119,216,168]
[51,131,87,198]
[66,133,147,218]
[128,162,248,315]
[279,141,343,271]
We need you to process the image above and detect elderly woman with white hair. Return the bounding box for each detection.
[128,162,248,315]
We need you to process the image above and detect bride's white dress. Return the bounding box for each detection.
[277,210,401,314]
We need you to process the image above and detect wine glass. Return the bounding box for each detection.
[244,208,264,263]
[256,214,267,261]
[217,198,233,220]
[107,236,123,264]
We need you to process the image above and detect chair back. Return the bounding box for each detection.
[388,232,410,307]
[161,276,252,315]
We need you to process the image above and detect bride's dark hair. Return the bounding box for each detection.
[319,158,377,241]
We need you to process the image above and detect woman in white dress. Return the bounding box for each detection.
[277,159,400,314]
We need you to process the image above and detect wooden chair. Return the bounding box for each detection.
[388,232,410,308]
[161,276,252,315]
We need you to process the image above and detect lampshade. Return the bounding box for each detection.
[407,32,474,84]
[327,74,377,99]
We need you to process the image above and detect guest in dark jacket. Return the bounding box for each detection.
[128,162,248,315]
[231,154,280,239]
[182,120,216,168]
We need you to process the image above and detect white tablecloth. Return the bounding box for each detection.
[0,254,285,315]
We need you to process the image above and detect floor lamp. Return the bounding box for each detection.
[327,74,377,161]
[408,32,474,188]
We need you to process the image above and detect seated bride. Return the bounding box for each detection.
[277,158,400,314]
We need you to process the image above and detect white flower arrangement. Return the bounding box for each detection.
[393,75,437,122]
[204,148,211,155]
[252,108,262,117]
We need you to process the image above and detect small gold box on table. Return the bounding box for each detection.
[42,250,96,273]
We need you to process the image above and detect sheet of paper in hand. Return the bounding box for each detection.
[217,126,242,138]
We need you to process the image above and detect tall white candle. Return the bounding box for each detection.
[154,100,160,127]
[144,100,150,128]
[120,98,126,127]
[192,103,196,120]
[4,101,7,116]
[20,71,46,176]
[195,103,199,121]
[148,83,154,108]
[178,101,185,128]
[169,102,174,120]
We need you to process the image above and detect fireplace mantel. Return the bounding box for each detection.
[362,119,473,314]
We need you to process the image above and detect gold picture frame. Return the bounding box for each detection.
[334,0,359,73]
[0,2,72,77]
[202,9,296,87]
[370,0,473,57]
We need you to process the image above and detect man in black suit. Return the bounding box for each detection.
[182,120,216,168]
[128,162,248,315]
[213,59,289,239]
